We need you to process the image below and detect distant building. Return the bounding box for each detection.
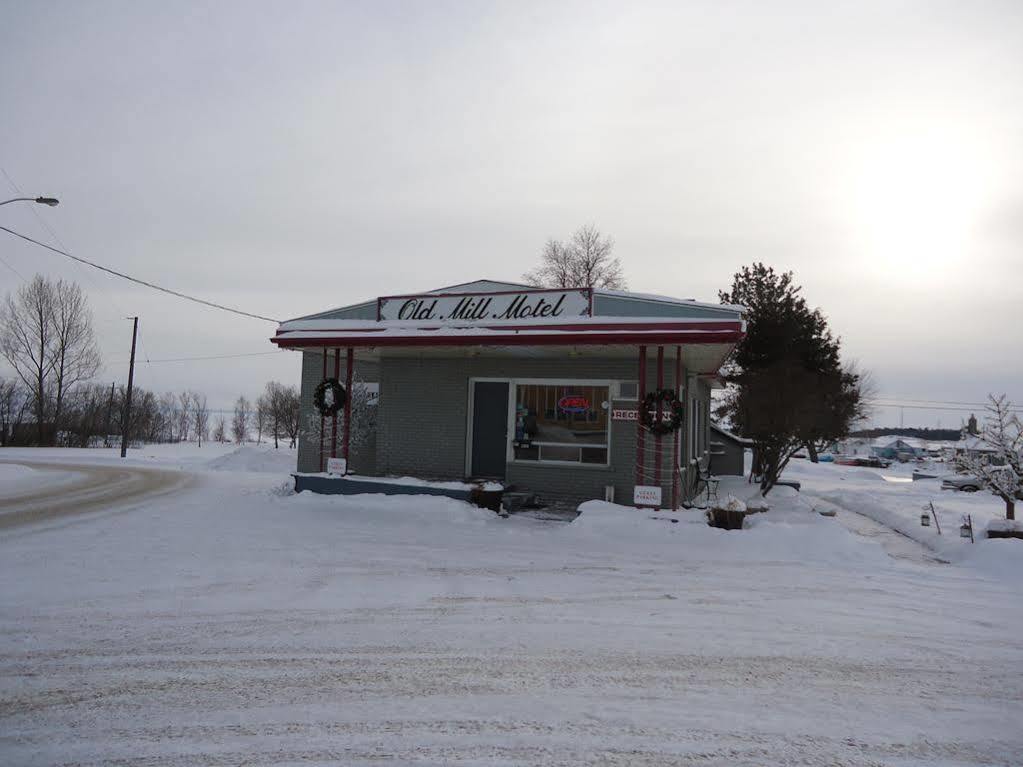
[870,437,927,461]
[709,423,752,476]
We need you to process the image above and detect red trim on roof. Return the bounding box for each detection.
[276,320,742,335]
[272,329,743,349]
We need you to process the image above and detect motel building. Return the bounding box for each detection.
[271,280,746,510]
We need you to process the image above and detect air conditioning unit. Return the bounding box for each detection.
[614,381,639,400]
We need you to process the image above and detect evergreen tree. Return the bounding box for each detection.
[719,264,865,494]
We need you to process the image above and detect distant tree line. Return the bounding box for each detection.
[1,374,302,450]
[850,427,963,441]
[1,273,301,449]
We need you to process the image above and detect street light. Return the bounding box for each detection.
[0,196,59,207]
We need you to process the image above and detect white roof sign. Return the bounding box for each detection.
[377,288,591,325]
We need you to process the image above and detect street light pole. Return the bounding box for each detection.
[120,317,139,458]
[0,197,60,207]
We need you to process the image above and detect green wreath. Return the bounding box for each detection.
[640,388,684,435]
[313,377,346,417]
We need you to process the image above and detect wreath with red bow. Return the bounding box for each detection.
[640,388,684,435]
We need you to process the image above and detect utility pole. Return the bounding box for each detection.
[120,316,139,458]
[103,382,115,448]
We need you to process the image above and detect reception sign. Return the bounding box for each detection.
[378,288,591,325]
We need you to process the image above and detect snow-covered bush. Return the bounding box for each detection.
[953,394,1022,521]
[303,377,376,466]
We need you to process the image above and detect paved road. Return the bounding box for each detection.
[0,460,190,530]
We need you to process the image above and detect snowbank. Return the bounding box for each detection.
[205,445,297,474]
[287,487,494,528]
[571,495,890,568]
[297,473,503,491]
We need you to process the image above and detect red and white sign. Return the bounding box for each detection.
[634,485,662,507]
[378,288,591,325]
[612,408,678,422]
[326,457,347,476]
[558,395,590,413]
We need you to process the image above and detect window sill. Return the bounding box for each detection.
[509,460,613,471]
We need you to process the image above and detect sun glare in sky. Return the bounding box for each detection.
[849,124,992,286]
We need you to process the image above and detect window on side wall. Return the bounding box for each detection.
[513,383,610,465]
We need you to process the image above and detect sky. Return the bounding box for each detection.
[1,0,1021,427]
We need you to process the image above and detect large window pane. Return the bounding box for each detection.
[513,383,610,464]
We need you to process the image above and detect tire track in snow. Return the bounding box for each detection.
[0,461,191,532]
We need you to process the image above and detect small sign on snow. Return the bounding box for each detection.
[327,457,347,476]
[634,485,662,507]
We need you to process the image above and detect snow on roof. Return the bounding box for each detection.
[709,422,754,445]
[594,288,746,314]
[871,436,927,449]
[286,280,745,325]
[424,279,532,294]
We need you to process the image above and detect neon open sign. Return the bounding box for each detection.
[558,395,590,413]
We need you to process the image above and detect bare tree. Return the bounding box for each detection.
[212,416,227,443]
[158,392,178,442]
[257,381,297,449]
[176,391,192,442]
[48,279,101,436]
[231,396,250,443]
[255,393,268,444]
[1,276,56,444]
[523,225,625,289]
[191,392,209,447]
[0,275,100,444]
[954,394,1021,521]
[278,385,301,448]
[0,377,30,446]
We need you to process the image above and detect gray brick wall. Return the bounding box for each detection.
[297,350,712,506]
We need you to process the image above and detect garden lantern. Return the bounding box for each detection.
[920,512,930,527]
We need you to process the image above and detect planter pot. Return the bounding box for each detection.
[470,488,505,512]
[707,507,747,530]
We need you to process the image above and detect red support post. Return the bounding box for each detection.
[672,345,682,509]
[343,347,354,464]
[319,349,327,472]
[635,345,647,490]
[655,345,664,490]
[330,348,340,458]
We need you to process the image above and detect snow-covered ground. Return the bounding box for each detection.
[0,445,1021,765]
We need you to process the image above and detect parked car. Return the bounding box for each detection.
[941,475,982,492]
[853,456,891,469]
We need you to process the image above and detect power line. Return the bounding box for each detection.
[866,400,1022,413]
[0,224,280,324]
[2,168,131,327]
[0,252,26,281]
[871,398,1014,411]
[104,350,287,365]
